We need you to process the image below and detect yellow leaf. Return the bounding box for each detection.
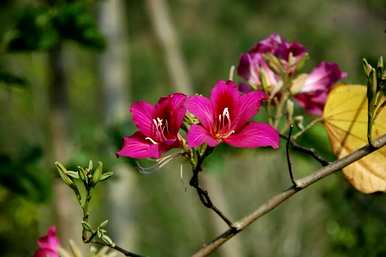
[323,84,386,193]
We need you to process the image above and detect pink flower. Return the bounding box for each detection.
[186,80,279,149]
[294,62,347,115]
[116,93,187,159]
[237,52,281,90]
[237,34,307,87]
[33,226,59,257]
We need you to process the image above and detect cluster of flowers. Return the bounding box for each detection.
[116,33,346,160]
[238,33,347,115]
[116,80,280,159]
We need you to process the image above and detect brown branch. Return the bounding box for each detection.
[191,133,386,257]
[189,148,234,227]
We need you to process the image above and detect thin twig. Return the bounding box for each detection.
[286,125,296,186]
[189,148,234,228]
[280,134,330,166]
[191,133,386,257]
[93,241,148,257]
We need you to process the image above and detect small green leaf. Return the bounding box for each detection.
[99,172,113,182]
[55,161,73,186]
[92,161,103,185]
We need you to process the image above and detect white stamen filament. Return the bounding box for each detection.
[145,137,158,145]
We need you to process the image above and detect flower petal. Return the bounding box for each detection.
[225,122,279,149]
[234,90,267,130]
[295,90,327,116]
[116,132,162,159]
[186,95,214,129]
[37,226,59,251]
[300,62,347,93]
[210,80,241,122]
[187,124,219,148]
[130,101,155,137]
[155,92,187,135]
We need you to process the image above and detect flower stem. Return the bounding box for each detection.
[189,147,234,228]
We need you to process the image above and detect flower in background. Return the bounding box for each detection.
[237,52,282,92]
[293,62,347,115]
[237,33,306,94]
[186,80,279,149]
[33,226,59,257]
[116,93,187,159]
[252,33,307,72]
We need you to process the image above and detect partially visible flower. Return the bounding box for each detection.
[251,33,307,72]
[117,93,187,159]
[237,52,282,92]
[186,80,279,149]
[237,33,306,94]
[293,62,347,115]
[33,226,59,257]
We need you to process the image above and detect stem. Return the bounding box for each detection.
[189,147,234,228]
[273,91,289,128]
[286,125,296,186]
[191,133,386,257]
[293,117,323,140]
[93,241,148,257]
[280,134,330,166]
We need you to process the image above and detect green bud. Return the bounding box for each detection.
[92,161,103,185]
[78,166,88,183]
[88,160,93,171]
[101,235,115,247]
[99,172,114,182]
[66,170,79,179]
[362,58,372,77]
[55,162,74,186]
[99,219,109,228]
[81,221,92,231]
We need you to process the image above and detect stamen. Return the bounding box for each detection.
[145,137,158,145]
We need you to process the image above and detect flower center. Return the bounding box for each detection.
[151,117,169,142]
[215,107,234,139]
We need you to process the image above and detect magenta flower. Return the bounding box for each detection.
[252,33,307,70]
[186,80,279,149]
[294,62,347,115]
[237,34,307,86]
[33,226,59,257]
[116,93,187,159]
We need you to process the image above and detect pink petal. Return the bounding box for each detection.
[234,90,267,130]
[116,132,162,159]
[37,226,59,251]
[168,93,187,132]
[185,95,214,130]
[300,62,347,93]
[225,122,279,149]
[187,124,219,148]
[210,80,241,122]
[130,101,155,137]
[295,91,327,116]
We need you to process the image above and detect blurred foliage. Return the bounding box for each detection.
[323,183,386,257]
[0,146,50,202]
[0,68,27,88]
[6,1,105,51]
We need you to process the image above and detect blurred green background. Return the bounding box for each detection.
[0,0,386,256]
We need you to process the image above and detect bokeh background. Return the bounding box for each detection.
[1,0,386,256]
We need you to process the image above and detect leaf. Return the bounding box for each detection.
[323,84,386,193]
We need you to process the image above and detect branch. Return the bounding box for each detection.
[280,134,330,166]
[93,241,147,257]
[189,148,234,227]
[191,133,386,257]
